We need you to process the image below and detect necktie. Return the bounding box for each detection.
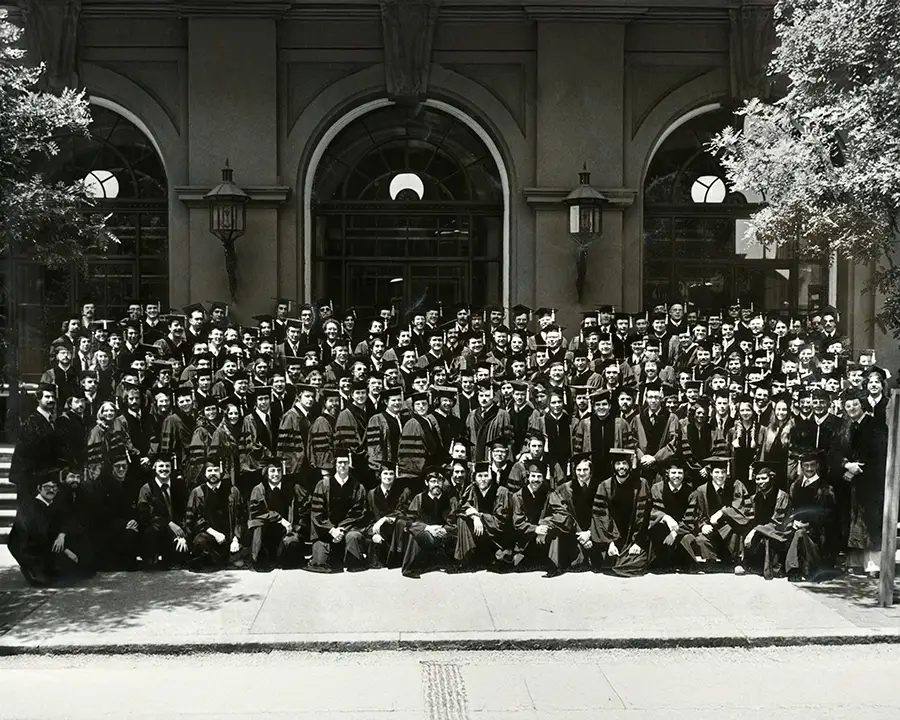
[161,483,173,518]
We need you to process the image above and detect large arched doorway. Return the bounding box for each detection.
[311,104,504,312]
[642,107,828,312]
[2,104,168,380]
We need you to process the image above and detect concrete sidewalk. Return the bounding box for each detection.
[2,543,900,655]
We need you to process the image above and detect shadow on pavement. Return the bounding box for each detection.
[0,565,263,640]
[800,572,900,607]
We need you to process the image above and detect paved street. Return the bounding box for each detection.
[1,645,899,719]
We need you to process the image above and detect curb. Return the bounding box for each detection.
[2,629,899,656]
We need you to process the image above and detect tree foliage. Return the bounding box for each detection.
[711,0,900,335]
[0,9,109,267]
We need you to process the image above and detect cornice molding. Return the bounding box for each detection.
[71,0,767,21]
[175,185,292,209]
[524,186,636,208]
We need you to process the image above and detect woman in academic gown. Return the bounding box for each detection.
[836,391,888,574]
[591,448,652,578]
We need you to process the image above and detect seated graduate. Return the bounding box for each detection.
[83,450,139,571]
[184,458,247,570]
[402,467,459,579]
[648,460,699,572]
[366,463,412,569]
[455,460,514,571]
[684,456,751,573]
[785,451,837,581]
[592,448,652,577]
[52,465,97,571]
[248,457,309,571]
[742,461,791,579]
[542,452,601,576]
[511,458,554,572]
[307,450,369,573]
[137,453,190,569]
[9,474,87,586]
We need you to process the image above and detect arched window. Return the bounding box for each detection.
[312,105,503,311]
[643,108,827,312]
[3,105,168,380]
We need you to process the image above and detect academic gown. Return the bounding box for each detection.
[247,480,309,568]
[365,484,412,568]
[648,480,698,570]
[398,414,442,490]
[308,476,369,570]
[136,478,189,567]
[591,473,652,577]
[511,484,553,569]
[683,480,751,564]
[184,482,247,567]
[401,490,459,576]
[542,479,601,570]
[9,412,63,501]
[785,477,837,576]
[8,497,81,586]
[83,469,139,571]
[743,486,791,578]
[455,482,513,566]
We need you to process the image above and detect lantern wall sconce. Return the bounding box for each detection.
[204,161,250,301]
[563,164,609,302]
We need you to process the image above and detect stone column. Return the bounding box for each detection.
[181,18,280,318]
[533,21,626,327]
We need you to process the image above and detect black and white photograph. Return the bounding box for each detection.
[1,1,900,718]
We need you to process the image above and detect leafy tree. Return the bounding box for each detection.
[0,9,110,436]
[711,0,900,335]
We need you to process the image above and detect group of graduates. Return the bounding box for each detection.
[6,296,892,584]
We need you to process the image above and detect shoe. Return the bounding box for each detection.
[543,569,563,579]
[303,564,333,574]
[734,564,746,576]
[402,571,422,579]
[346,565,368,573]
[251,565,274,573]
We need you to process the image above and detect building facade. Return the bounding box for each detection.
[3,0,896,378]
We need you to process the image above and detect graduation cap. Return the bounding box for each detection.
[161,313,187,325]
[409,391,430,404]
[138,344,162,358]
[511,304,531,318]
[703,456,731,472]
[383,386,404,399]
[609,448,636,465]
[252,314,274,324]
[797,450,824,465]
[533,307,556,319]
[208,301,230,315]
[751,460,780,478]
[595,304,614,314]
[524,459,547,476]
[183,303,206,316]
[252,385,273,399]
[90,319,115,332]
[472,461,491,475]
[174,386,194,399]
[143,299,162,310]
[569,451,592,470]
[433,385,459,400]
